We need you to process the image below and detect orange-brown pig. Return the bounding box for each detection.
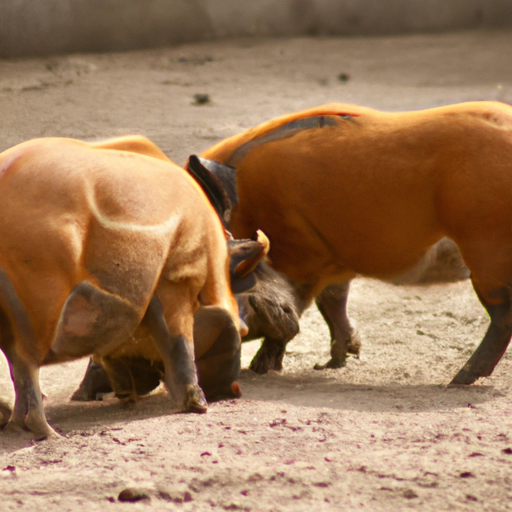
[0,137,267,439]
[70,138,269,404]
[198,101,512,385]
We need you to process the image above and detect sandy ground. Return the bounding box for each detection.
[1,30,512,511]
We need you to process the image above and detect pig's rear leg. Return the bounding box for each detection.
[144,291,207,413]
[0,270,58,439]
[451,282,512,385]
[3,350,58,439]
[314,281,361,370]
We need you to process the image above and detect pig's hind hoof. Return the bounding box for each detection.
[347,331,362,356]
[0,399,12,426]
[449,366,480,386]
[184,385,208,414]
[313,357,347,371]
[249,342,286,374]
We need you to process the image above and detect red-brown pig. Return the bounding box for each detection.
[196,101,512,386]
[197,153,468,374]
[0,136,267,439]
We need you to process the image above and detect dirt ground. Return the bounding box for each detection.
[1,30,512,511]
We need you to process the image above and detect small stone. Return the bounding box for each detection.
[403,489,418,499]
[118,488,151,502]
[193,93,210,104]
[337,73,350,82]
[222,503,245,510]
[247,473,263,482]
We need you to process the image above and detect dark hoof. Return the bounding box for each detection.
[71,388,105,402]
[0,399,12,426]
[249,343,285,374]
[449,365,480,386]
[71,361,113,401]
[184,385,208,414]
[249,356,271,374]
[313,358,347,371]
[250,357,283,374]
[347,332,362,356]
[118,397,138,408]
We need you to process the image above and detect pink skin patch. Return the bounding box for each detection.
[239,318,249,337]
[230,381,242,398]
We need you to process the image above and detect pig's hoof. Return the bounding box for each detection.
[33,427,62,441]
[71,386,108,402]
[2,420,24,434]
[313,357,347,371]
[449,365,479,386]
[184,385,208,414]
[0,400,12,426]
[25,411,61,440]
[2,419,59,440]
[71,388,96,401]
[250,342,285,374]
[70,361,113,401]
[249,356,271,374]
[347,332,362,356]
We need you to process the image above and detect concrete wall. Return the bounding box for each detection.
[1,0,512,58]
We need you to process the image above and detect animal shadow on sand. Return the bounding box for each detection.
[0,366,499,453]
[237,368,498,413]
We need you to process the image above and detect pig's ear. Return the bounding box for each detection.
[197,157,238,208]
[185,155,232,225]
[229,230,270,294]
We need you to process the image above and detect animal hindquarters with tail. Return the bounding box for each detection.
[0,136,267,438]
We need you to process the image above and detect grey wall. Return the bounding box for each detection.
[1,0,512,58]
